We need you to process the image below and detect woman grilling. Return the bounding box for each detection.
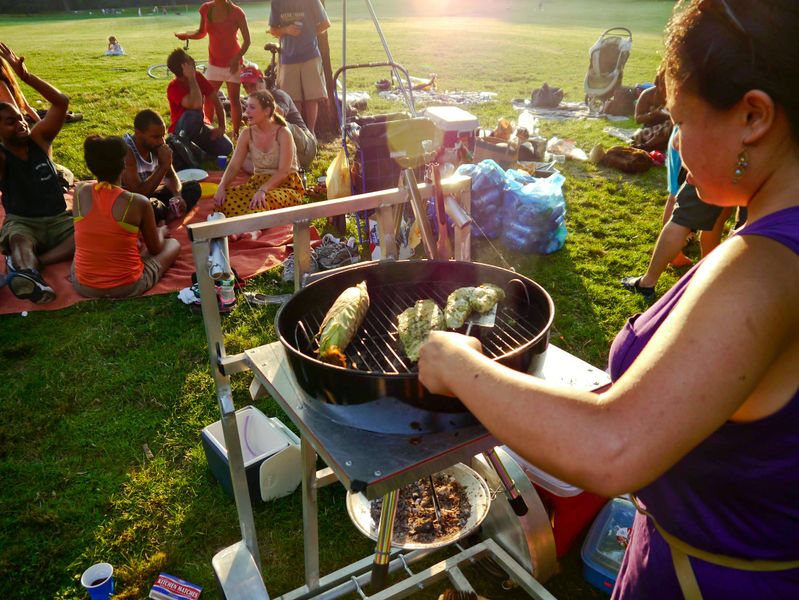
[419,2,799,598]
[212,90,304,217]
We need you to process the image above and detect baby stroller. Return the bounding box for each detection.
[584,27,632,110]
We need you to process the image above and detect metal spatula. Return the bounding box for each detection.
[465,304,498,336]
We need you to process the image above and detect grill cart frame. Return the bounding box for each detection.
[189,177,609,598]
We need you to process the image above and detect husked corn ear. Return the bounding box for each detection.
[316,281,370,366]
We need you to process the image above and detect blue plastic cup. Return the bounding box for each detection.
[80,563,114,600]
[217,155,228,169]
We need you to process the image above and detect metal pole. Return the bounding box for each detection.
[301,437,321,590]
[363,0,416,116]
[191,240,262,571]
[341,0,348,136]
[370,489,399,592]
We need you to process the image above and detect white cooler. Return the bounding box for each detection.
[202,406,301,503]
[423,106,480,151]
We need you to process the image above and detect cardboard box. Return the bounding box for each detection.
[473,136,519,169]
[149,573,202,600]
[201,406,301,504]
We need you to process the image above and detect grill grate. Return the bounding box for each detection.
[298,280,544,374]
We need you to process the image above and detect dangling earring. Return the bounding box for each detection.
[732,148,749,185]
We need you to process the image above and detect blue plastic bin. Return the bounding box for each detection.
[580,496,636,594]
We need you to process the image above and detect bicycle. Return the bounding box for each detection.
[147,40,207,79]
[263,42,281,90]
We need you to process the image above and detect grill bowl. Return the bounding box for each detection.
[276,260,554,413]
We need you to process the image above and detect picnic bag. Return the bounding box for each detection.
[600,146,654,174]
[166,134,203,171]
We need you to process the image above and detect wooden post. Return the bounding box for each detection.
[316,0,341,142]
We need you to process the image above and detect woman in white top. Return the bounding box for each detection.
[213,90,304,217]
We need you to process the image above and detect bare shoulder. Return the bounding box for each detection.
[686,232,799,330]
[129,190,151,206]
[277,126,292,142]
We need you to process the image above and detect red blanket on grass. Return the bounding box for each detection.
[0,171,317,315]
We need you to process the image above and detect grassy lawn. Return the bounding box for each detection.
[0,1,683,598]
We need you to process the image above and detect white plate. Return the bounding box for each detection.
[176,168,209,183]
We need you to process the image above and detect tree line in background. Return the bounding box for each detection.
[0,0,215,14]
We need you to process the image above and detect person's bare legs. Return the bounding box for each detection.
[639,221,692,289]
[156,237,181,272]
[225,81,242,138]
[8,233,73,270]
[38,235,75,266]
[661,194,691,267]
[141,237,180,273]
[9,234,39,270]
[205,79,225,124]
[662,194,678,226]
[300,99,319,133]
[699,207,732,258]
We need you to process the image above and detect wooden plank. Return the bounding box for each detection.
[188,176,471,241]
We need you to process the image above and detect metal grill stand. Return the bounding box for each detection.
[189,179,611,599]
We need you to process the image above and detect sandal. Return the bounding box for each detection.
[621,276,656,301]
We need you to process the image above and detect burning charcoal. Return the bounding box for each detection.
[370,474,472,545]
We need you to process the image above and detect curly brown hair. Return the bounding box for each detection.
[664,0,799,139]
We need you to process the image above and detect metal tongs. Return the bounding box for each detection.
[428,475,443,522]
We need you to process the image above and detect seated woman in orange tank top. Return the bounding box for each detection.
[72,135,181,298]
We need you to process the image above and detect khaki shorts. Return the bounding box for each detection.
[205,63,241,84]
[278,56,327,102]
[0,211,74,255]
[71,255,163,298]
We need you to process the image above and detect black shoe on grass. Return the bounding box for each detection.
[621,276,656,301]
[8,269,56,304]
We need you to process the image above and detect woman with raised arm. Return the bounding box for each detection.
[213,90,304,218]
[419,2,799,598]
[175,0,250,139]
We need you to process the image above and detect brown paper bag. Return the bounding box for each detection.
[473,136,518,169]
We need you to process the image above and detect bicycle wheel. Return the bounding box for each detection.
[147,64,171,79]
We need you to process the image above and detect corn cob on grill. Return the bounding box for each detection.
[316,281,370,367]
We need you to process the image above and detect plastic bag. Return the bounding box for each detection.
[501,173,567,254]
[326,147,351,200]
[456,159,507,239]
[545,137,588,161]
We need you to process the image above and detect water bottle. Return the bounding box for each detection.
[218,279,235,306]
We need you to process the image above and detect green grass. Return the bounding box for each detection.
[0,1,686,598]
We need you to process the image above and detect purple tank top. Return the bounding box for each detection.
[608,206,799,599]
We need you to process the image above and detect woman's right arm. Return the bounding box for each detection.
[137,195,166,255]
[419,236,799,497]
[175,5,208,39]
[213,129,250,206]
